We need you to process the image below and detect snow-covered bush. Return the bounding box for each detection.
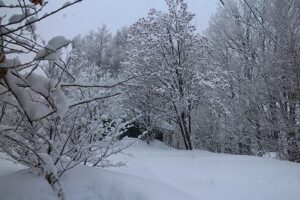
[0,1,132,199]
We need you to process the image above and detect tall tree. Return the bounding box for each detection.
[124,0,207,149]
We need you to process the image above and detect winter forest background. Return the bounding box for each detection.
[0,0,300,200]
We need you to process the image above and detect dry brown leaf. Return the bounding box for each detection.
[0,69,8,78]
[31,0,43,6]
[0,53,5,63]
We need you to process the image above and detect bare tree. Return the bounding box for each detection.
[124,0,208,149]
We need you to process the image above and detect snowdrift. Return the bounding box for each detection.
[0,166,197,200]
[1,139,300,200]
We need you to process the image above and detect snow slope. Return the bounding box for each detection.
[0,166,198,200]
[0,139,300,200]
[110,139,300,200]
[0,153,24,176]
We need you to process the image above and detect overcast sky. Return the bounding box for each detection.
[35,0,219,41]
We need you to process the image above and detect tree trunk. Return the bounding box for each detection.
[45,172,65,200]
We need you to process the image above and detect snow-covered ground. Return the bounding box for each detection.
[0,153,24,177]
[1,139,300,200]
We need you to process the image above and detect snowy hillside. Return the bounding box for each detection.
[1,139,300,200]
[2,1,300,200]
[111,139,300,200]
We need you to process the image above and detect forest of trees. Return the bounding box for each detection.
[204,0,300,162]
[121,0,300,163]
[0,0,300,199]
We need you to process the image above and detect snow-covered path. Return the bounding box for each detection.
[0,139,300,200]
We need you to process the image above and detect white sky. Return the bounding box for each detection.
[36,0,219,41]
[3,0,219,40]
